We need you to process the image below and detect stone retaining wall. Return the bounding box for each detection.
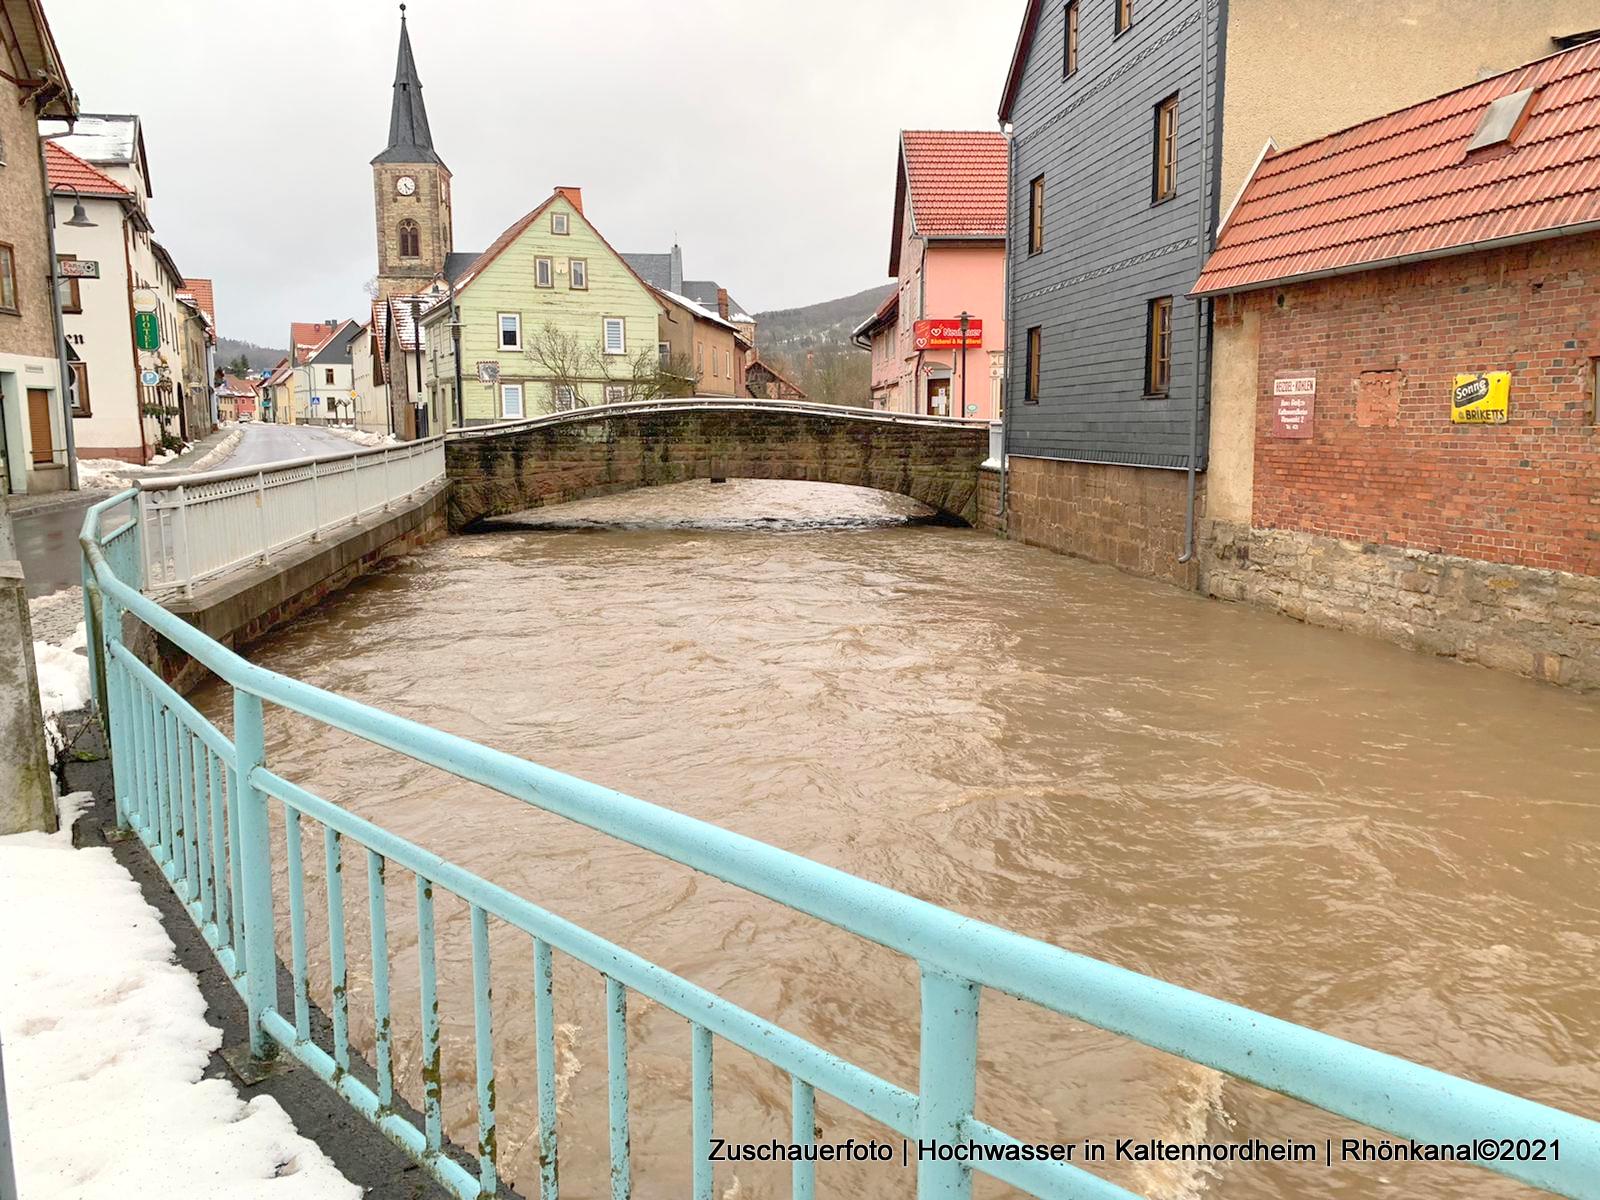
[1005,456,1201,588]
[134,483,449,694]
[1201,519,1600,689]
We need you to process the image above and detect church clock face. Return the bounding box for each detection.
[395,175,417,196]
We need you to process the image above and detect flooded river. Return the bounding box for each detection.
[195,480,1600,1200]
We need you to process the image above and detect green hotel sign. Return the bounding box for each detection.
[134,311,160,351]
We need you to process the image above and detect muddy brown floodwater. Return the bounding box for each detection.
[193,479,1600,1200]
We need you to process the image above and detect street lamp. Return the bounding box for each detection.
[48,184,96,490]
[449,309,465,430]
[957,311,973,418]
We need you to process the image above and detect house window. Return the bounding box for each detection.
[324,368,335,385]
[69,361,90,415]
[553,384,576,410]
[1146,296,1173,395]
[500,383,524,419]
[1029,176,1045,255]
[1024,326,1042,404]
[604,384,626,403]
[0,243,17,313]
[57,255,82,313]
[1153,94,1179,202]
[603,317,626,356]
[1116,0,1133,34]
[498,312,521,350]
[535,257,554,288]
[696,342,704,374]
[569,258,587,290]
[658,341,671,369]
[1064,1,1079,75]
[552,212,569,235]
[398,219,421,258]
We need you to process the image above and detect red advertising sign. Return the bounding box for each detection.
[913,318,983,350]
[1272,375,1315,439]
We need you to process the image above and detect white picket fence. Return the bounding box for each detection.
[138,438,445,595]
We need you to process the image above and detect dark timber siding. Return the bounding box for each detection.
[1006,0,1224,469]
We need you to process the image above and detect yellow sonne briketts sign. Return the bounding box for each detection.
[1451,372,1510,424]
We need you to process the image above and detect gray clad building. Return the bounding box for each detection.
[993,0,1600,586]
[998,0,1222,585]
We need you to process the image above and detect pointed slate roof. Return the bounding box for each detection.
[373,7,444,166]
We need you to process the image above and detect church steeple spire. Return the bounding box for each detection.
[373,4,444,166]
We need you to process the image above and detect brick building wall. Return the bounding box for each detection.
[1201,234,1600,690]
[1236,235,1600,575]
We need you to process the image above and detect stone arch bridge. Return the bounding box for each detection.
[444,399,993,529]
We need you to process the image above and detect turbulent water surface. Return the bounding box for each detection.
[195,479,1600,1200]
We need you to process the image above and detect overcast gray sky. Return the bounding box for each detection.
[48,0,1028,346]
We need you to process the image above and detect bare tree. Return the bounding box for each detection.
[523,323,597,409]
[625,348,699,401]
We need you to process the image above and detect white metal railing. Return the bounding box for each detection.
[138,438,445,595]
[445,396,993,441]
[984,421,1005,469]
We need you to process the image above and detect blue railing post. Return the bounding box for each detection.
[916,967,980,1200]
[233,689,276,1059]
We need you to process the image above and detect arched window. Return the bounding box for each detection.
[397,219,420,259]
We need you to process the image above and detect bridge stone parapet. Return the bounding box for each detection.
[444,401,991,529]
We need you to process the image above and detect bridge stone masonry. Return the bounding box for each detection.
[443,400,993,529]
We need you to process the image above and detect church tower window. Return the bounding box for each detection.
[398,220,421,259]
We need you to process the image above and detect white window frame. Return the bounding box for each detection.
[500,383,524,418]
[534,258,554,289]
[604,384,627,404]
[569,258,587,290]
[553,383,576,409]
[498,312,521,350]
[658,341,671,369]
[603,317,626,356]
[552,211,570,235]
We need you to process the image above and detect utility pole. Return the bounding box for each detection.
[958,311,973,418]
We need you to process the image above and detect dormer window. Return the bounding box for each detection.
[1466,87,1537,154]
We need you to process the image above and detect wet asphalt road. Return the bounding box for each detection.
[221,422,364,468]
[9,496,95,598]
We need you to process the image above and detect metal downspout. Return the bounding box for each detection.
[1179,0,1212,564]
[999,123,1017,516]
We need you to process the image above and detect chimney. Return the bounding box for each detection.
[716,288,730,321]
[669,243,684,293]
[555,186,583,215]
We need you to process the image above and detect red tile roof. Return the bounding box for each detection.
[291,321,342,363]
[890,131,1008,274]
[44,141,129,197]
[1193,41,1600,296]
[182,277,215,326]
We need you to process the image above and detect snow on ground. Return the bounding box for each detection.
[28,588,84,648]
[320,425,399,448]
[32,621,90,764]
[76,455,174,490]
[0,795,361,1199]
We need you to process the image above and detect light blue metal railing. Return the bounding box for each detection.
[79,488,1600,1200]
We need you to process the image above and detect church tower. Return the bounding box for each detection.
[372,5,453,299]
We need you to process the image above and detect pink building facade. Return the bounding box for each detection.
[853,130,1007,419]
